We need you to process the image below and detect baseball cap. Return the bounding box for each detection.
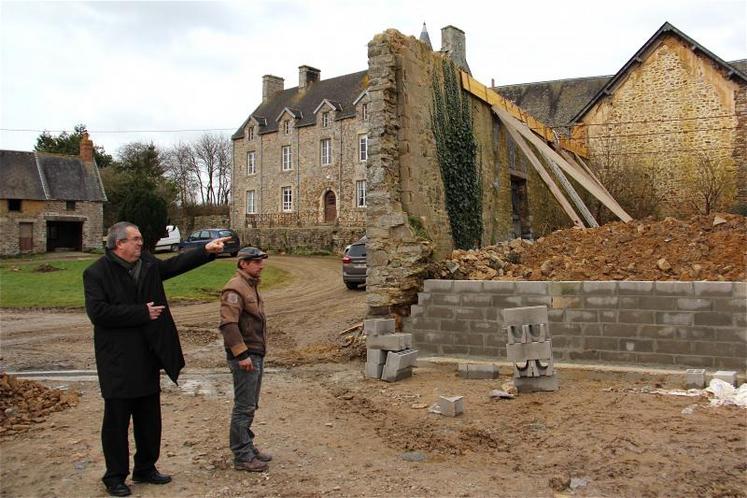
[237,246,268,261]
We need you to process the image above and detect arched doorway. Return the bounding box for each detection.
[324,190,337,223]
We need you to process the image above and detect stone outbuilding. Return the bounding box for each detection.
[0,133,107,255]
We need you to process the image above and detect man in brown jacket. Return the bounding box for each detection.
[219,246,273,472]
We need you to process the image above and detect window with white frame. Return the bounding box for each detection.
[322,112,329,128]
[247,151,256,175]
[362,103,369,121]
[247,126,255,141]
[359,135,368,162]
[281,145,292,171]
[246,190,256,214]
[281,186,293,212]
[356,180,367,208]
[283,120,290,134]
[320,138,332,166]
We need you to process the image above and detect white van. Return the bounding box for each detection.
[155,225,181,252]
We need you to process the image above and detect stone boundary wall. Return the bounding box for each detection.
[404,280,746,370]
[237,226,364,254]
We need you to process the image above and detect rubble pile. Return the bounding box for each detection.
[430,214,746,281]
[0,374,79,437]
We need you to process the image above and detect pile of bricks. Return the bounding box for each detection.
[364,318,418,382]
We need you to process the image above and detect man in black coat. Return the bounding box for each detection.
[84,221,230,497]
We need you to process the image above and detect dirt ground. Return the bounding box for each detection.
[1,255,746,497]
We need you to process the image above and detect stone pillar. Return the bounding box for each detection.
[440,25,470,75]
[79,132,94,163]
[298,65,320,90]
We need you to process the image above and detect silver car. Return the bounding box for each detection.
[342,236,367,289]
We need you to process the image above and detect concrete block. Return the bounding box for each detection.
[367,348,387,365]
[453,280,483,293]
[514,281,548,295]
[506,341,553,363]
[365,362,383,379]
[367,333,412,351]
[655,312,693,326]
[364,318,395,336]
[409,305,424,317]
[433,293,460,306]
[653,281,693,296]
[566,310,599,323]
[512,359,554,378]
[457,363,499,379]
[548,281,582,296]
[693,282,732,297]
[384,349,418,371]
[423,279,454,292]
[685,368,706,389]
[438,395,464,416]
[712,370,738,386]
[482,281,516,294]
[416,292,432,305]
[501,305,549,327]
[505,322,549,344]
[676,298,712,311]
[581,281,617,295]
[618,281,654,295]
[381,366,413,383]
[734,282,746,299]
[514,375,558,393]
[693,312,733,327]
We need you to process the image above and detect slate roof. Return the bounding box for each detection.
[494,75,612,130]
[232,70,368,140]
[0,150,106,201]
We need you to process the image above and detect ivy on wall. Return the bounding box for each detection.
[431,59,482,249]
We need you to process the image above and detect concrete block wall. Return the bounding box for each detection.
[403,280,747,370]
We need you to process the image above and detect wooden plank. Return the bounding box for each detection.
[493,105,632,222]
[542,153,599,227]
[460,72,589,157]
[499,114,585,228]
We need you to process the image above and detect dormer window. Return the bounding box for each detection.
[362,103,369,121]
[283,120,291,134]
[322,112,330,128]
[247,126,255,141]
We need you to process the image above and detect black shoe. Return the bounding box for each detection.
[105,482,131,497]
[132,470,172,485]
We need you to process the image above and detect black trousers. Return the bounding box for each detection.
[101,392,161,486]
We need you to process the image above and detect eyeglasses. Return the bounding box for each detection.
[121,236,143,243]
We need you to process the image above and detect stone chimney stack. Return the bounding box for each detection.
[262,74,284,103]
[298,65,320,90]
[80,131,94,163]
[440,25,471,74]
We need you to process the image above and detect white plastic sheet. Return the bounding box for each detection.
[705,379,747,407]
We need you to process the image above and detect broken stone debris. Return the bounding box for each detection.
[502,306,558,393]
[364,319,417,382]
[0,373,79,437]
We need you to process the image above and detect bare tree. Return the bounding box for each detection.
[163,133,232,206]
[163,142,200,206]
[683,153,735,215]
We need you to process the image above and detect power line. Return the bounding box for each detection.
[550,113,739,129]
[0,127,235,134]
[583,125,740,141]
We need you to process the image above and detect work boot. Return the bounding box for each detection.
[254,447,273,462]
[234,458,269,472]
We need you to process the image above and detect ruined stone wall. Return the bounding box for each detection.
[0,200,103,255]
[366,29,516,315]
[581,34,744,216]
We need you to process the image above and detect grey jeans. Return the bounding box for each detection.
[228,354,263,463]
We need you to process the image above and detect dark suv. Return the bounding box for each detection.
[342,236,367,289]
[179,228,240,256]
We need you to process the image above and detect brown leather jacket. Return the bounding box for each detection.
[219,269,266,358]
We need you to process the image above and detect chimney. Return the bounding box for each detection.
[262,74,284,103]
[440,25,471,75]
[298,65,320,90]
[80,131,94,163]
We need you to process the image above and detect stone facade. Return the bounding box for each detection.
[0,199,103,255]
[576,33,746,215]
[230,71,369,252]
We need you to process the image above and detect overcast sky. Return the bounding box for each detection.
[1,0,745,156]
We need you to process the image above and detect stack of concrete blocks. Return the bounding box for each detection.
[365,318,418,382]
[502,305,559,393]
[458,363,500,379]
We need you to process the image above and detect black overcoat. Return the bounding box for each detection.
[83,246,215,399]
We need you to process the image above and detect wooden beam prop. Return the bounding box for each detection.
[541,153,599,228]
[493,105,632,223]
[499,114,585,228]
[460,71,588,158]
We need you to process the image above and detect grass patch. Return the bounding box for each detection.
[0,256,289,309]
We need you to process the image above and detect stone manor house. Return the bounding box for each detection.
[230,22,746,250]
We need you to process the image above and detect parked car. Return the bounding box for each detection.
[342,236,367,289]
[179,228,240,256]
[154,225,181,253]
